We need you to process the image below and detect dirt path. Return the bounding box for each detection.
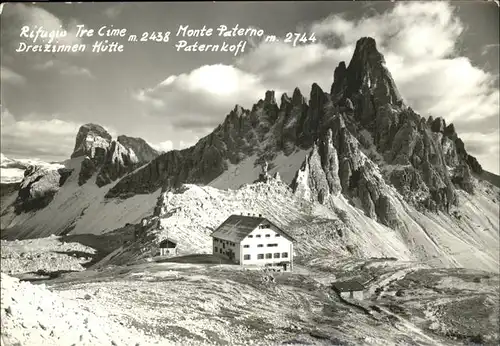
[376,305,446,346]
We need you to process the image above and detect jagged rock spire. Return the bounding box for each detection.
[331,37,403,107]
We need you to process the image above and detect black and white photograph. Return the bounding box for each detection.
[0,1,499,345]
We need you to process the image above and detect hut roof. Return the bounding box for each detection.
[159,239,177,248]
[210,214,295,243]
[332,280,365,292]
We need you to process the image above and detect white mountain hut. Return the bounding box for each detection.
[211,213,295,271]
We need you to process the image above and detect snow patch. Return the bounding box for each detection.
[209,150,308,190]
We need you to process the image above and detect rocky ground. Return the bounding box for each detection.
[1,273,160,346]
[103,178,499,273]
[305,257,500,345]
[0,237,95,279]
[1,241,498,346]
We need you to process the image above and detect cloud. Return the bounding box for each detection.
[180,137,200,150]
[236,42,348,95]
[0,105,82,160]
[1,66,26,85]
[133,64,268,131]
[103,5,123,19]
[60,65,93,78]
[33,60,94,78]
[460,130,499,156]
[237,1,499,173]
[150,140,173,153]
[133,1,498,174]
[103,3,145,20]
[0,105,16,126]
[481,43,500,56]
[312,2,463,60]
[459,130,500,174]
[3,3,83,47]
[149,138,200,153]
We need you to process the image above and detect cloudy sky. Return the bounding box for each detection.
[1,2,499,174]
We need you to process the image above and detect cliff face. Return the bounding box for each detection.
[70,124,160,187]
[106,81,335,198]
[6,37,487,233]
[323,37,479,214]
[108,37,482,231]
[13,165,73,214]
[8,124,160,216]
[117,135,160,163]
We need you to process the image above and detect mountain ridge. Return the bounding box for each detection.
[1,37,498,274]
[1,124,160,217]
[105,37,483,218]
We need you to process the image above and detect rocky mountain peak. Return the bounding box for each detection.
[232,104,245,117]
[106,37,487,228]
[331,37,403,109]
[331,61,348,98]
[310,83,324,97]
[292,87,305,105]
[71,123,112,160]
[264,90,277,105]
[279,88,305,111]
[67,123,160,187]
[280,93,291,107]
[350,37,384,66]
[117,135,160,163]
[431,117,447,133]
[444,124,457,139]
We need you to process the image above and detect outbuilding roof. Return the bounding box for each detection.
[159,239,177,248]
[210,214,295,243]
[332,280,365,292]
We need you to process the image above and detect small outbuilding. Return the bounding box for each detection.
[158,239,177,256]
[332,280,365,300]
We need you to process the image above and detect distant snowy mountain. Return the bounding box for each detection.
[0,153,64,184]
